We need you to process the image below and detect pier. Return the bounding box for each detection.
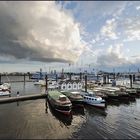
[0,93,47,104]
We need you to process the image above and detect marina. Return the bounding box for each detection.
[0,1,140,139]
[0,75,139,139]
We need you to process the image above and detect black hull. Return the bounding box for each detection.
[118,94,130,100]
[107,95,120,100]
[128,93,139,98]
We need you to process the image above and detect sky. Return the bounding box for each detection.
[0,1,140,73]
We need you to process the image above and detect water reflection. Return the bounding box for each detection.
[107,98,136,107]
[84,104,107,117]
[47,100,73,126]
[72,106,85,116]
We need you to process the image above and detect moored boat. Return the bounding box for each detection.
[80,90,106,108]
[47,90,72,115]
[0,83,11,97]
[60,90,84,106]
[103,87,130,100]
[92,87,108,100]
[96,87,120,100]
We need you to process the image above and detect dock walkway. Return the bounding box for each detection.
[0,93,47,104]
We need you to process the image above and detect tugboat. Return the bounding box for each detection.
[47,90,72,115]
[60,90,84,106]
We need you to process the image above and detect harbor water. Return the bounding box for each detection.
[0,76,140,139]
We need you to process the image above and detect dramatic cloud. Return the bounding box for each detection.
[0,1,84,63]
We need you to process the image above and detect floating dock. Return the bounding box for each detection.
[0,93,47,104]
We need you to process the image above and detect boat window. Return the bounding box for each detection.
[95,99,96,101]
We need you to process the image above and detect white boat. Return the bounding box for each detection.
[0,83,11,96]
[81,90,106,108]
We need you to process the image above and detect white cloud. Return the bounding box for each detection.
[0,1,84,63]
[121,17,140,41]
[100,18,118,40]
[96,44,129,67]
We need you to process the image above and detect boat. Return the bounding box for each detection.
[117,85,137,98]
[131,84,140,96]
[47,90,72,115]
[91,87,108,100]
[106,87,130,100]
[0,83,11,96]
[94,87,119,100]
[80,90,106,108]
[60,90,84,106]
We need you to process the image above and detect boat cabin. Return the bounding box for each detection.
[59,95,67,101]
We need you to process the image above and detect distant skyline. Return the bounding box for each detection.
[0,1,140,73]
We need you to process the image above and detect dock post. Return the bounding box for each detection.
[28,72,31,79]
[24,73,26,84]
[133,75,135,83]
[113,73,115,80]
[103,75,106,84]
[56,74,58,82]
[69,73,71,80]
[0,74,1,85]
[45,75,48,92]
[129,74,132,88]
[80,72,82,80]
[85,75,87,92]
[107,74,109,84]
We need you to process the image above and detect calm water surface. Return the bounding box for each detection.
[0,76,140,139]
